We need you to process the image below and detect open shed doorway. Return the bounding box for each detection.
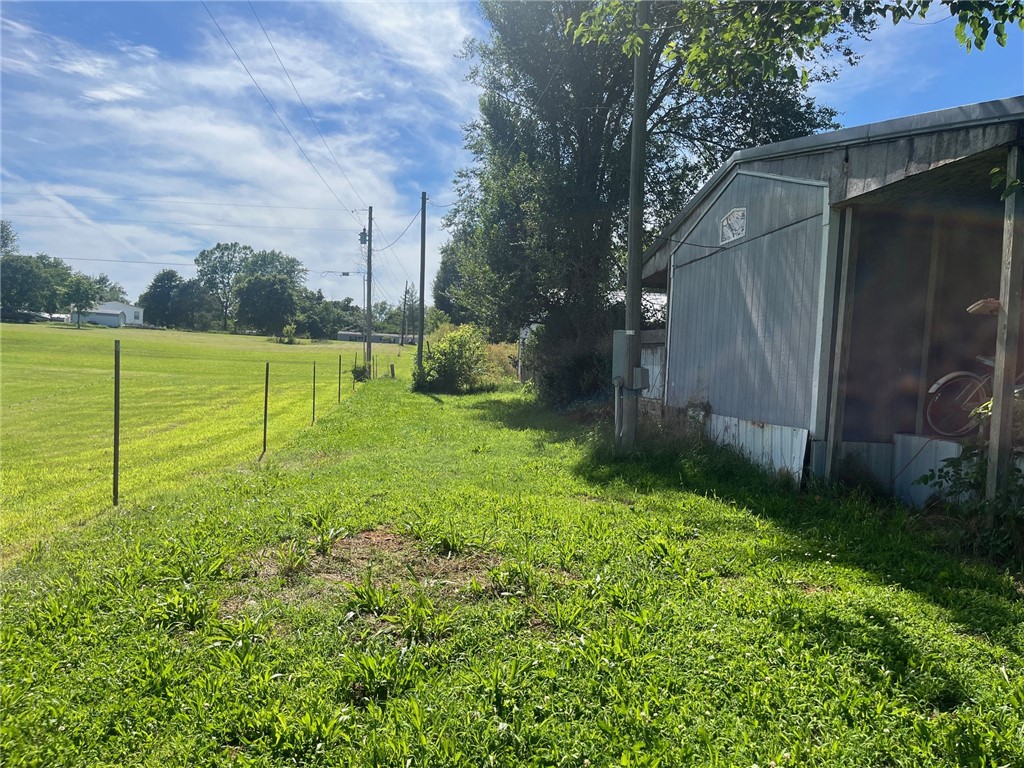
[840,151,1007,444]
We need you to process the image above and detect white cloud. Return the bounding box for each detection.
[82,83,146,102]
[1,3,484,304]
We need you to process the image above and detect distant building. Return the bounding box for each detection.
[71,301,144,328]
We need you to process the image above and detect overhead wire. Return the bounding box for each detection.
[201,1,354,214]
[244,1,415,306]
[247,1,368,225]
[1,190,345,211]
[7,213,360,232]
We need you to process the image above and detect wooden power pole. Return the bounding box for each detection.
[417,191,427,371]
[620,0,651,452]
[365,206,373,371]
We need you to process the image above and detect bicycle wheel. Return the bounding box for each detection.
[926,373,988,437]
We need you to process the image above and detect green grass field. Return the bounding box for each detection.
[2,367,1022,766]
[0,324,411,558]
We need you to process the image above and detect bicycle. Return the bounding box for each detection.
[926,355,1024,437]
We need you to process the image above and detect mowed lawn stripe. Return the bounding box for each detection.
[0,324,409,557]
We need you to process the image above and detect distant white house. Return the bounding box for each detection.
[71,301,144,328]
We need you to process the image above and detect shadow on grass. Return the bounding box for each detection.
[578,437,1023,653]
[465,394,596,444]
[467,392,1022,652]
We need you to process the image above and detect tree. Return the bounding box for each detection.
[1,254,50,311]
[94,274,128,303]
[138,269,184,326]
[238,249,307,289]
[65,273,103,328]
[177,278,220,331]
[572,2,1023,94]
[195,242,253,331]
[0,252,74,313]
[441,1,844,401]
[235,273,298,336]
[2,219,20,257]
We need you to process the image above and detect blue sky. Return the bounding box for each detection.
[1,2,1022,307]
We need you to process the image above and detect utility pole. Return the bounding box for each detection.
[364,206,373,371]
[401,281,408,346]
[619,0,651,453]
[417,191,427,371]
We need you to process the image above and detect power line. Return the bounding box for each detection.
[248,1,368,224]
[1,190,344,212]
[374,209,420,251]
[201,1,353,213]
[8,213,360,232]
[50,256,196,268]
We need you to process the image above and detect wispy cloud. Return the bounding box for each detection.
[1,3,482,305]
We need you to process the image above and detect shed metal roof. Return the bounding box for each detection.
[643,96,1024,277]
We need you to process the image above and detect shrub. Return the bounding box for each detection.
[275,324,298,344]
[412,324,488,394]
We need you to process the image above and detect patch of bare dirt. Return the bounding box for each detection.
[315,529,500,598]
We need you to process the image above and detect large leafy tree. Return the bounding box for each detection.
[440,1,848,400]
[0,251,75,313]
[65,273,104,328]
[2,219,20,257]
[138,269,184,326]
[238,249,307,290]
[195,242,253,331]
[235,273,298,336]
[94,273,128,303]
[573,1,1023,92]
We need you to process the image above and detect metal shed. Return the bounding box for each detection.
[642,97,1023,503]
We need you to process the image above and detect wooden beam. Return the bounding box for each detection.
[825,207,859,480]
[916,217,944,435]
[986,144,1024,499]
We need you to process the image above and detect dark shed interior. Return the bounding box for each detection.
[841,149,1010,442]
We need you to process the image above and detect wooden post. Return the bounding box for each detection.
[113,339,120,505]
[262,362,269,458]
[619,0,651,454]
[417,191,427,372]
[986,144,1024,500]
[916,217,944,435]
[826,207,859,481]
[390,363,395,379]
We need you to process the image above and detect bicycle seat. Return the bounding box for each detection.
[976,355,995,368]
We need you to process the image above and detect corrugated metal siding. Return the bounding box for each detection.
[706,415,809,483]
[666,173,826,430]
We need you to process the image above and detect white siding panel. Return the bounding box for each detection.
[706,414,809,483]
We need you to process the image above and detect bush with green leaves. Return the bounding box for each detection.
[412,324,489,394]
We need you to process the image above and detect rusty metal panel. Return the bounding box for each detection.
[666,172,827,430]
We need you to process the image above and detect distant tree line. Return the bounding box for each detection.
[1,220,127,323]
[141,241,426,339]
[3,222,438,340]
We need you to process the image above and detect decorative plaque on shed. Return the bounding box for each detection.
[720,207,747,244]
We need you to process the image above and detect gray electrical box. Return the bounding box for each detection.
[612,329,637,383]
[633,366,650,392]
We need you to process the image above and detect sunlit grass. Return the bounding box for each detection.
[1,379,1021,766]
[0,323,413,557]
